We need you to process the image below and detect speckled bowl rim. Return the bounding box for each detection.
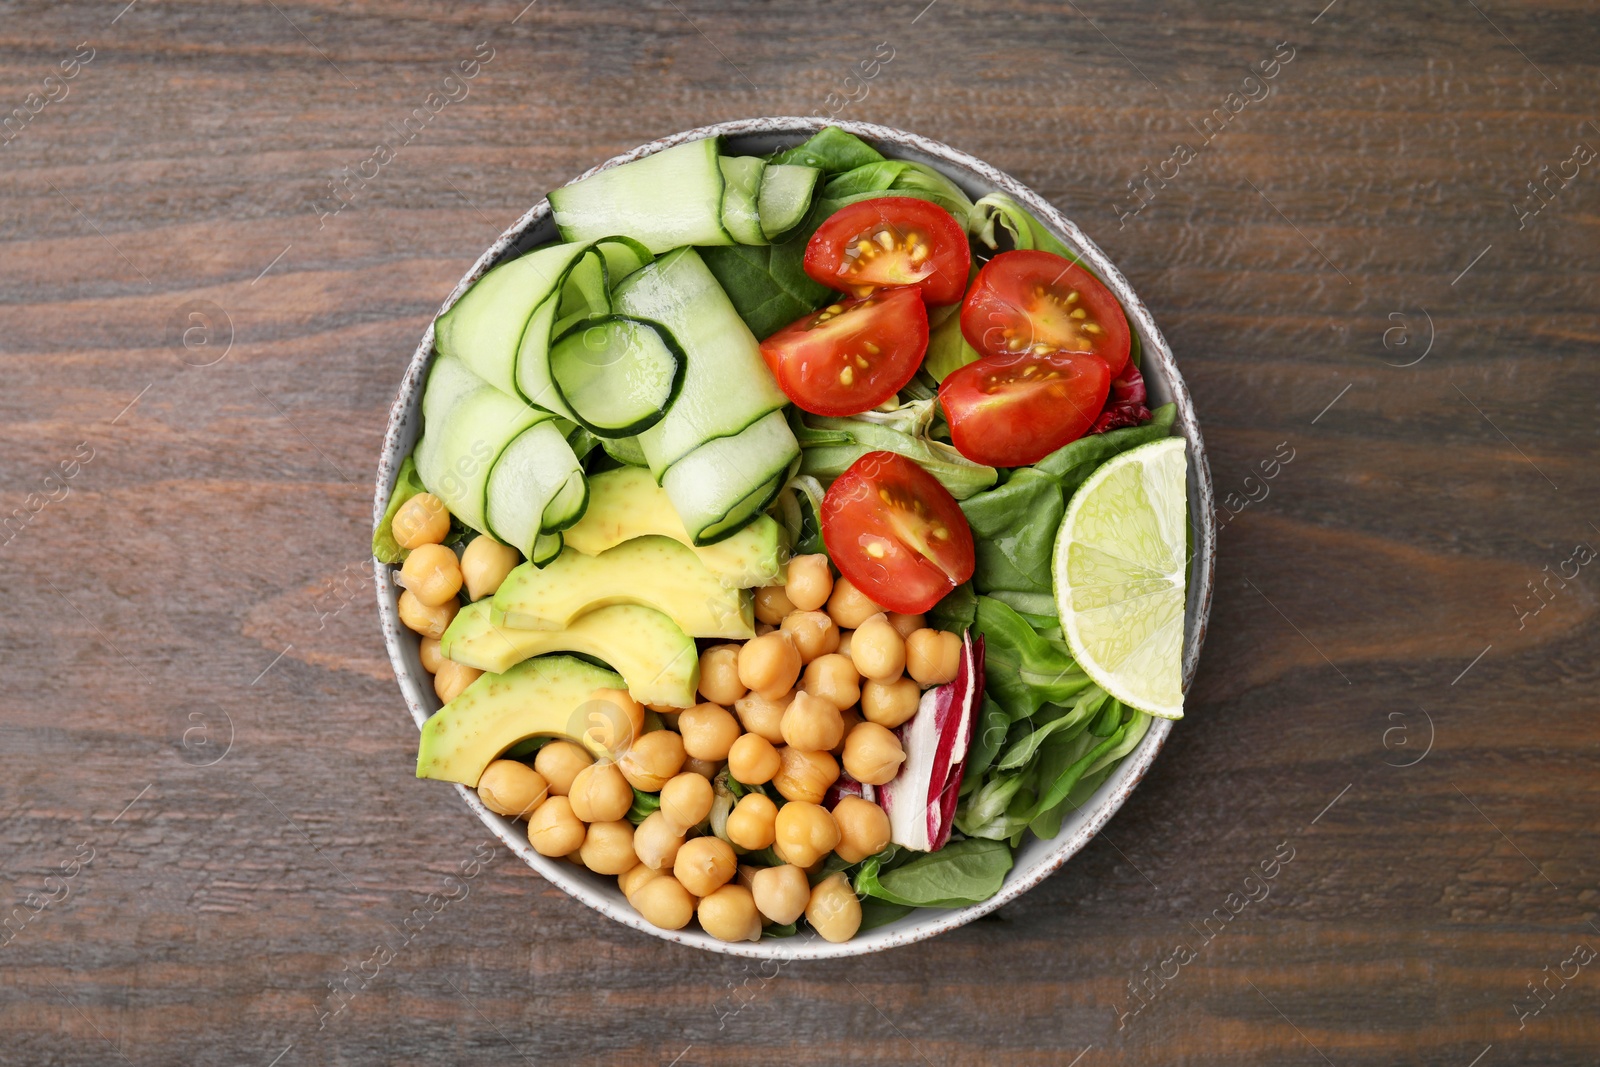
[374,117,1215,960]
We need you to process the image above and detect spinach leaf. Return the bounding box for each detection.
[1036,403,1177,491]
[960,468,1064,596]
[762,921,799,939]
[818,160,974,219]
[855,838,1013,908]
[859,898,916,930]
[373,455,427,564]
[928,581,977,634]
[974,596,1092,720]
[700,237,831,340]
[771,127,884,173]
[982,589,1057,622]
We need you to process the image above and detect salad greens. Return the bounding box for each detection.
[374,456,427,564]
[854,839,1014,908]
[790,398,997,500]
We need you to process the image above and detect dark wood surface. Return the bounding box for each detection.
[3,1,1597,1064]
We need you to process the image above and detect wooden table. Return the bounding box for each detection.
[3,2,1596,1063]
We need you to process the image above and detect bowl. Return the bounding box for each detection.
[374,117,1216,959]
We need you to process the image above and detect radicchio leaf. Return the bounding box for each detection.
[1089,363,1150,434]
[879,631,985,851]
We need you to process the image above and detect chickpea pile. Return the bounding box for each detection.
[390,494,961,944]
[391,492,522,703]
[465,553,962,945]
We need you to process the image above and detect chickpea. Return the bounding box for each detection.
[754,622,775,637]
[631,874,696,930]
[727,733,781,785]
[832,706,861,758]
[827,576,885,629]
[905,628,962,686]
[888,612,926,638]
[682,756,722,780]
[659,772,714,834]
[835,629,853,659]
[725,793,779,850]
[861,677,922,729]
[534,740,593,796]
[618,729,685,792]
[781,690,845,753]
[780,610,840,664]
[567,761,633,823]
[807,872,862,943]
[733,689,790,745]
[582,688,645,757]
[772,746,840,804]
[832,796,893,863]
[842,721,906,786]
[773,801,841,868]
[398,590,457,639]
[698,884,762,943]
[433,659,481,703]
[850,614,906,684]
[674,837,737,897]
[632,810,685,870]
[579,820,637,875]
[476,760,549,818]
[418,636,444,674]
[697,644,747,705]
[677,702,742,762]
[754,584,796,625]
[618,861,661,902]
[400,543,463,607]
[738,631,801,700]
[750,864,811,925]
[802,653,861,712]
[391,492,450,549]
[784,553,834,613]
[526,795,584,857]
[459,535,520,600]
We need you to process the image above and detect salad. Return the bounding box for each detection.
[376,127,1190,945]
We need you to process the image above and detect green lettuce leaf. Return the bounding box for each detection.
[974,596,1092,720]
[793,398,997,500]
[960,468,1063,596]
[373,455,426,564]
[771,127,885,173]
[854,838,1013,908]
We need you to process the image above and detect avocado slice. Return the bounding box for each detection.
[417,654,622,786]
[562,466,784,588]
[492,536,753,638]
[440,599,699,708]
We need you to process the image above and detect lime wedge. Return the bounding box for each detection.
[1053,437,1188,720]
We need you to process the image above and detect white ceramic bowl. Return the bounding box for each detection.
[374,118,1215,959]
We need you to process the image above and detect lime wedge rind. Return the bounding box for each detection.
[1054,437,1188,720]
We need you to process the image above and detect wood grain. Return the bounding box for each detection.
[2,1,1598,1064]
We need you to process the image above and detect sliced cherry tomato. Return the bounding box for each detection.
[821,451,976,615]
[959,250,1131,378]
[759,288,928,416]
[804,197,971,306]
[938,350,1112,468]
